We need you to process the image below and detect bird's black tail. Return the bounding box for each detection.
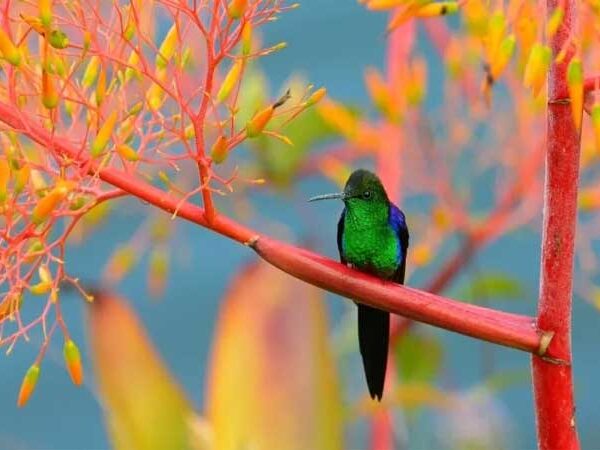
[357,304,389,401]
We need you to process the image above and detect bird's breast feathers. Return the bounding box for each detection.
[341,219,401,279]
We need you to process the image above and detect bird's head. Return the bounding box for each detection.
[309,169,389,219]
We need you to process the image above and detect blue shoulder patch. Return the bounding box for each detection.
[388,203,409,257]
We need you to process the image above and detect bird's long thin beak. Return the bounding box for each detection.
[308,192,345,202]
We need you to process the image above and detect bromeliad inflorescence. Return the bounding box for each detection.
[0,0,323,406]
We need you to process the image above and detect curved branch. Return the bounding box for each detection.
[0,101,553,358]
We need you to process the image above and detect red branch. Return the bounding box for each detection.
[0,101,555,358]
[531,0,581,446]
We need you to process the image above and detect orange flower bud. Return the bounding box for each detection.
[91,111,118,156]
[64,339,83,385]
[0,29,21,66]
[246,91,290,137]
[31,179,74,224]
[42,70,59,109]
[21,14,46,35]
[0,291,22,322]
[96,67,106,106]
[241,23,252,56]
[227,0,248,19]
[210,135,229,164]
[246,106,274,138]
[388,2,459,31]
[17,364,40,407]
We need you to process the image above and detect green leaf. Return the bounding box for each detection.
[458,272,525,303]
[395,330,443,384]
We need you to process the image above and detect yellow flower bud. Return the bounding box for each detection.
[156,24,178,69]
[0,29,21,66]
[124,51,141,83]
[14,164,30,195]
[95,67,106,106]
[567,58,583,132]
[546,7,563,38]
[82,55,100,88]
[39,0,53,27]
[91,111,118,156]
[0,159,10,203]
[523,43,551,97]
[216,59,243,103]
[592,105,600,153]
[490,34,516,79]
[306,87,327,106]
[116,144,139,161]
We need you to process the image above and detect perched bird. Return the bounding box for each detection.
[309,169,409,400]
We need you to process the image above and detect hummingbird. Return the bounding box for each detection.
[309,169,409,400]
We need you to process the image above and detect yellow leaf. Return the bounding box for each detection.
[88,290,202,450]
[206,262,343,450]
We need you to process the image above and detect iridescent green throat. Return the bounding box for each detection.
[341,198,399,279]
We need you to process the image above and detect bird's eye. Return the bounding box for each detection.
[363,190,371,199]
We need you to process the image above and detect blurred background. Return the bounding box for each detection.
[1,0,599,449]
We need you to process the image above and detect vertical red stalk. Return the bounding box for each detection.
[532,0,580,447]
[370,410,394,450]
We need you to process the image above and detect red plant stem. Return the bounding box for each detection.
[370,410,394,450]
[531,0,581,446]
[0,100,553,358]
[253,236,547,354]
[191,1,221,224]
